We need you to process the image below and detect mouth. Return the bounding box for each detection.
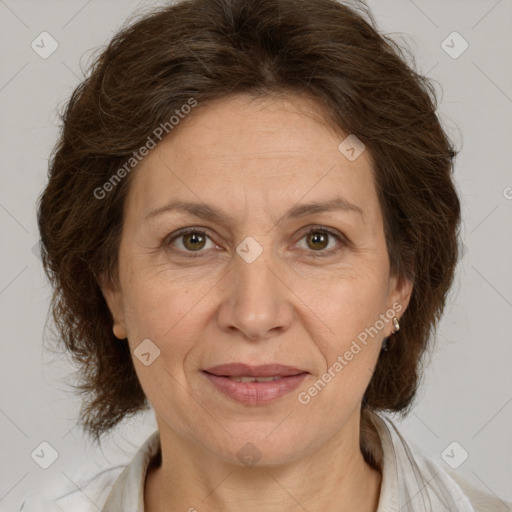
[202,363,309,404]
[219,375,289,383]
[204,362,308,378]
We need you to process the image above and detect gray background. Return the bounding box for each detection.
[1,0,511,509]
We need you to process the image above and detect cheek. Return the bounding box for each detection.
[302,266,390,402]
[120,275,201,406]
[312,267,390,341]
[120,265,201,353]
[303,276,390,409]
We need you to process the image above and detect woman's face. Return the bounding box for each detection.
[103,93,412,466]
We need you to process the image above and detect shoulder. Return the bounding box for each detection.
[444,468,512,512]
[19,465,125,512]
[368,410,512,512]
[417,451,512,512]
[19,430,161,512]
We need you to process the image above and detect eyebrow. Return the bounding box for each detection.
[144,197,364,224]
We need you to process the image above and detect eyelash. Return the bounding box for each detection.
[163,226,346,258]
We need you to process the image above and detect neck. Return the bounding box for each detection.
[144,411,382,512]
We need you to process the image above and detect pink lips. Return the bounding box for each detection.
[203,363,308,404]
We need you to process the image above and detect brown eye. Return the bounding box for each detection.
[306,231,330,251]
[166,228,215,255]
[182,231,207,251]
[296,227,345,257]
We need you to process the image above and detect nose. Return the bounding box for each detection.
[216,246,294,341]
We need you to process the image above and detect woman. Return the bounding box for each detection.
[20,0,511,510]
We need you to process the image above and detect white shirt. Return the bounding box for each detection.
[19,410,511,511]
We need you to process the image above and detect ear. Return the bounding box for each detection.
[98,273,127,340]
[386,273,413,333]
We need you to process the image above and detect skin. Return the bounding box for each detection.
[101,93,413,512]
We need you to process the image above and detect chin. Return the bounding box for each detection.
[204,426,316,468]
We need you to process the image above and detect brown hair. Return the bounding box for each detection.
[38,0,461,458]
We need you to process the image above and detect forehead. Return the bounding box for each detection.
[124,94,379,224]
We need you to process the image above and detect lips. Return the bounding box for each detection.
[203,363,307,378]
[203,372,307,405]
[202,363,309,404]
